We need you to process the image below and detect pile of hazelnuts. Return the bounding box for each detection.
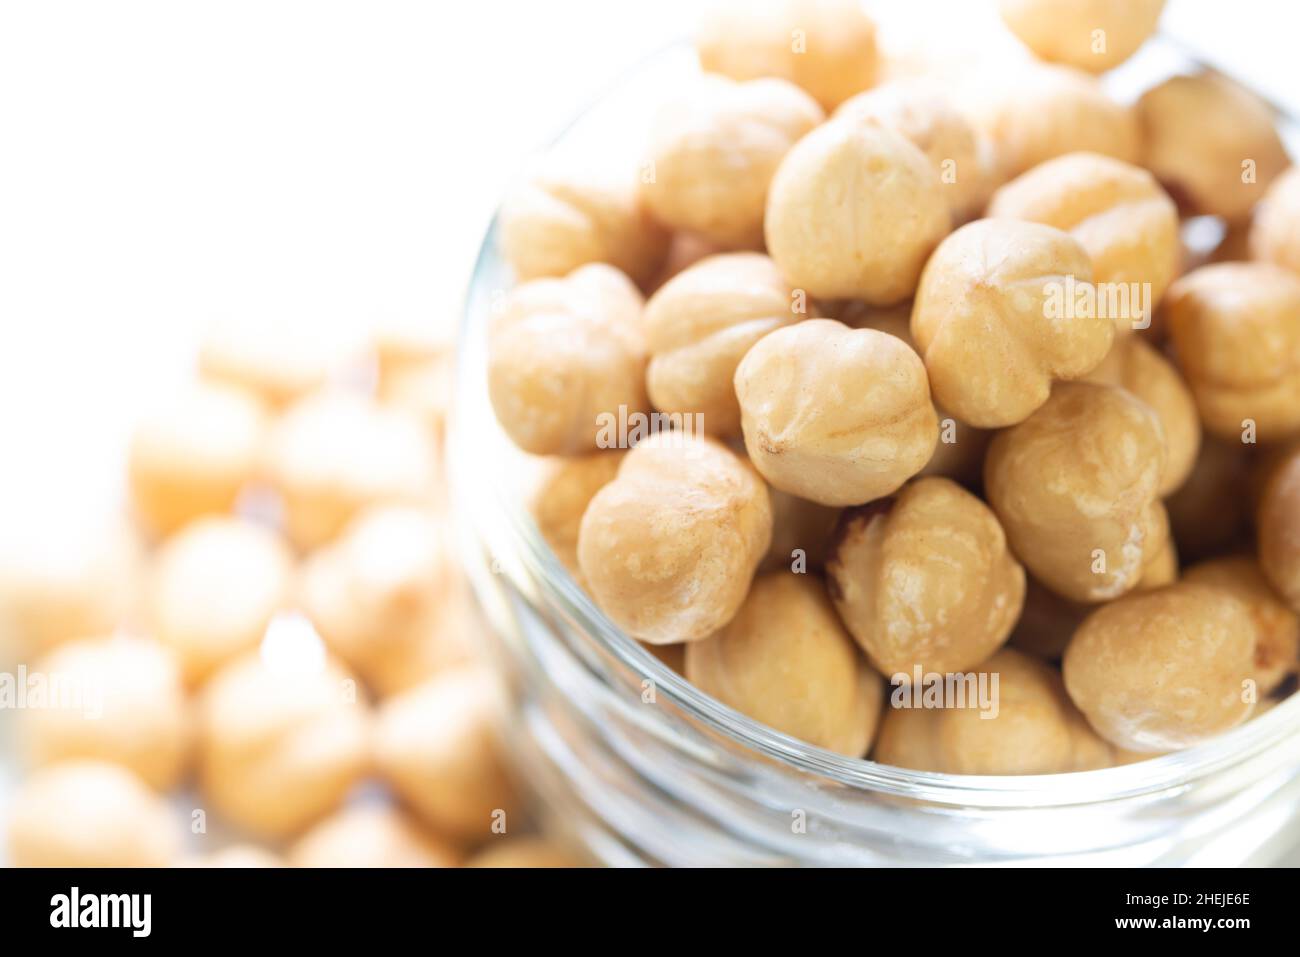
[490,0,1300,775]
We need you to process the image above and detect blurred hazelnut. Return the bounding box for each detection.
[525,451,625,582]
[178,844,284,868]
[998,0,1165,73]
[289,805,459,868]
[1166,437,1250,561]
[1258,447,1300,612]
[1251,166,1300,277]
[468,837,584,868]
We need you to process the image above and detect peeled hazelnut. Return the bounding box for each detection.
[289,805,459,868]
[1063,583,1256,751]
[1166,437,1250,561]
[826,477,1025,676]
[21,635,190,790]
[525,451,624,582]
[695,0,878,111]
[468,837,583,868]
[735,319,938,506]
[765,118,949,304]
[147,516,294,686]
[911,219,1113,428]
[984,382,1169,603]
[989,152,1180,335]
[641,75,823,249]
[762,487,840,573]
[685,572,883,756]
[1258,447,1300,611]
[128,382,266,537]
[871,706,943,772]
[998,0,1165,73]
[1164,262,1300,444]
[577,434,771,644]
[199,319,352,408]
[1136,509,1179,591]
[1137,72,1289,221]
[1009,576,1090,661]
[6,760,179,868]
[488,263,648,455]
[644,252,808,436]
[1251,166,1300,277]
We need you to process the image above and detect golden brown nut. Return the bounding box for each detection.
[577,434,771,644]
[644,253,808,436]
[998,0,1165,73]
[526,451,625,582]
[289,805,459,868]
[695,0,878,111]
[487,263,648,455]
[1009,577,1090,661]
[1138,72,1289,221]
[641,75,823,249]
[989,152,1180,335]
[765,118,949,304]
[1251,166,1300,277]
[498,163,669,285]
[1063,583,1256,751]
[685,572,883,756]
[911,219,1113,428]
[128,382,266,537]
[735,319,938,506]
[468,837,585,868]
[984,382,1168,603]
[1164,262,1300,444]
[147,516,294,686]
[1082,336,1200,495]
[262,391,438,550]
[5,760,179,867]
[198,651,370,839]
[1258,447,1300,611]
[826,478,1025,676]
[21,635,190,790]
[1166,437,1250,561]
[1135,510,1178,591]
[1183,556,1298,695]
[871,705,943,772]
[199,319,354,408]
[762,487,840,573]
[374,667,519,844]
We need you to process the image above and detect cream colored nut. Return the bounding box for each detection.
[989,152,1180,335]
[289,805,459,868]
[498,163,669,285]
[199,319,353,408]
[685,572,883,756]
[974,63,1140,177]
[834,80,995,222]
[525,451,624,582]
[1166,437,1249,561]
[911,219,1113,428]
[147,516,294,686]
[1138,72,1289,221]
[641,75,823,249]
[354,583,480,698]
[826,477,1025,675]
[645,232,725,295]
[468,837,584,868]
[984,382,1169,603]
[577,434,771,644]
[695,0,878,110]
[735,319,938,506]
[262,391,437,550]
[128,382,266,537]
[1063,583,1255,751]
[1165,262,1300,444]
[1251,166,1300,277]
[1083,336,1200,495]
[374,667,519,844]
[488,263,648,455]
[765,119,948,304]
[1009,576,1090,661]
[21,635,190,790]
[198,651,370,839]
[870,705,942,772]
[178,844,283,868]
[645,252,808,436]
[998,0,1165,73]
[5,760,179,868]
[1258,447,1300,612]
[762,486,840,573]
[1184,556,1298,695]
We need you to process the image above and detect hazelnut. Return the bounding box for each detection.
[199,319,353,408]
[911,219,1113,428]
[765,118,949,304]
[735,319,938,506]
[289,805,459,868]
[1258,447,1300,611]
[179,845,283,868]
[1009,576,1090,661]
[525,451,625,582]
[1251,165,1300,277]
[1137,72,1289,221]
[1164,262,1300,444]
[762,486,840,573]
[1136,509,1179,591]
[468,837,584,868]
[1063,583,1256,751]
[871,706,943,772]
[577,434,771,644]
[641,75,823,249]
[644,252,808,436]
[826,477,1026,675]
[1166,437,1250,561]
[487,263,648,455]
[684,572,883,756]
[998,0,1165,73]
[984,382,1169,603]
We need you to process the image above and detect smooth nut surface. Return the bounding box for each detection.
[826,478,1025,676]
[685,572,883,757]
[911,219,1113,428]
[1258,447,1300,612]
[984,382,1169,603]
[998,0,1165,73]
[1251,165,1300,277]
[525,451,625,582]
[735,319,938,506]
[577,434,771,644]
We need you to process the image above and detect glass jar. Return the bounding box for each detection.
[448,44,1300,867]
